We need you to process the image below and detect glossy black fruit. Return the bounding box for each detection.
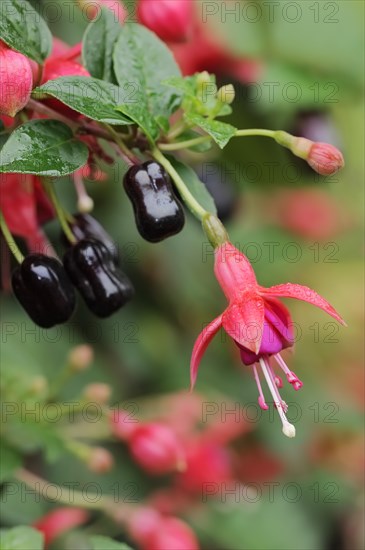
[62,214,118,262]
[11,255,76,328]
[123,161,185,242]
[63,239,134,318]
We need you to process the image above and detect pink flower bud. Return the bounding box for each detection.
[128,508,199,550]
[83,382,111,404]
[127,507,161,545]
[0,41,33,117]
[176,443,232,494]
[148,517,199,550]
[129,423,186,475]
[307,141,345,176]
[41,58,90,117]
[42,58,90,83]
[87,446,114,473]
[137,0,193,43]
[275,132,344,176]
[33,507,89,547]
[272,189,345,241]
[68,344,94,371]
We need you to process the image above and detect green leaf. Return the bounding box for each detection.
[167,156,217,214]
[33,76,133,126]
[185,113,237,149]
[113,23,182,140]
[163,75,197,97]
[90,535,132,550]
[0,120,88,176]
[82,7,121,82]
[0,442,22,482]
[0,0,52,63]
[0,526,43,550]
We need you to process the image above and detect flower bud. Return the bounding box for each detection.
[127,507,161,546]
[33,507,89,546]
[129,423,186,475]
[216,84,235,105]
[87,446,114,473]
[137,0,193,43]
[274,131,344,176]
[29,376,48,396]
[68,344,94,371]
[0,40,33,117]
[127,508,199,550]
[83,382,111,404]
[307,141,345,176]
[148,517,199,550]
[41,58,90,117]
[176,443,232,494]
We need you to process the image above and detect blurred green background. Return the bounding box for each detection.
[1,1,364,549]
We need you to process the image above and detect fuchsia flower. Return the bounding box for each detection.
[191,242,345,438]
[33,507,89,547]
[137,0,193,43]
[128,507,199,550]
[0,40,33,116]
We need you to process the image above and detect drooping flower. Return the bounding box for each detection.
[33,507,89,547]
[127,507,199,550]
[190,242,345,438]
[0,174,54,239]
[129,423,186,475]
[137,0,193,43]
[40,51,90,119]
[0,40,33,117]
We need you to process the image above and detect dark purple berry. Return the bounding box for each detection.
[123,161,185,242]
[62,214,118,262]
[63,239,134,318]
[11,255,76,328]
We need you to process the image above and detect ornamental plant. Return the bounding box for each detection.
[0,0,348,548]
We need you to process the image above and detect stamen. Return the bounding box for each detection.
[268,362,284,388]
[266,361,288,413]
[253,364,268,410]
[259,357,296,438]
[274,354,303,391]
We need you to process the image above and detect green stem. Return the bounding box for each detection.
[159,128,277,152]
[159,135,209,151]
[167,118,188,140]
[47,366,74,402]
[235,129,276,138]
[152,147,208,221]
[42,178,76,244]
[0,210,24,263]
[104,124,138,165]
[15,468,113,511]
